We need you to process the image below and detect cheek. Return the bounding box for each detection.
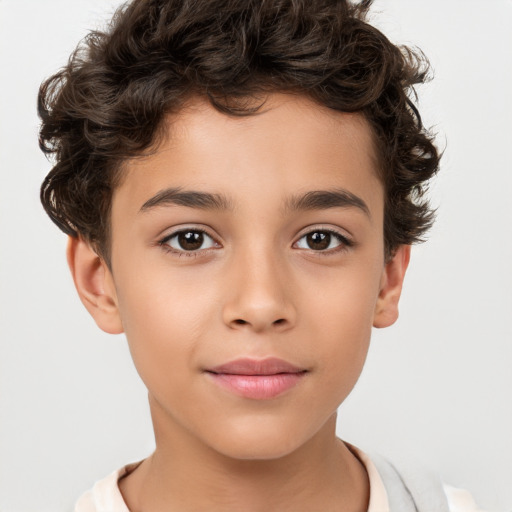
[303,253,381,326]
[113,266,219,387]
[303,263,381,386]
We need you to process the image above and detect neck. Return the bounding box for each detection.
[119,401,369,512]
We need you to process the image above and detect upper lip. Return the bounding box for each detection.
[206,357,307,376]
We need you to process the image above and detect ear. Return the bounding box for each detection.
[66,236,124,334]
[373,245,411,329]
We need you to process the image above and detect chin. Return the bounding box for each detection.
[203,414,322,462]
[213,436,302,461]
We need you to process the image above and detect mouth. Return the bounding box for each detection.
[204,357,308,400]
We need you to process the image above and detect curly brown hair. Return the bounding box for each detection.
[39,0,439,265]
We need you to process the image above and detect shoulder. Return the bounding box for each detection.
[348,443,486,512]
[74,462,141,512]
[444,485,487,512]
[74,489,97,512]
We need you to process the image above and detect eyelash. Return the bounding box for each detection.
[158,227,217,258]
[158,227,353,257]
[296,229,354,256]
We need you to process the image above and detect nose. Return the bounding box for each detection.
[222,247,297,333]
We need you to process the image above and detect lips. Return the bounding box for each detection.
[205,358,307,400]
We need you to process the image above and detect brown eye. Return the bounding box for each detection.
[164,229,217,252]
[306,231,330,250]
[295,230,350,252]
[178,231,204,250]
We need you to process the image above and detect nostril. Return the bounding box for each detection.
[230,318,289,328]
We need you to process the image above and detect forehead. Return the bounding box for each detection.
[114,93,383,218]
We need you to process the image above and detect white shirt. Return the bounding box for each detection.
[75,447,485,512]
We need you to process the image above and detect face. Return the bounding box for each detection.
[73,94,408,461]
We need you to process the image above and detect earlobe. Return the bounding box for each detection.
[373,245,411,329]
[67,236,124,334]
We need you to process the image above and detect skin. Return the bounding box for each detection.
[68,93,410,512]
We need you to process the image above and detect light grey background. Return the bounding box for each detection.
[0,1,511,511]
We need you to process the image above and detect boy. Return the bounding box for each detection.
[38,0,483,510]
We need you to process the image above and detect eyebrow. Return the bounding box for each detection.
[140,187,234,212]
[284,189,371,218]
[139,187,370,218]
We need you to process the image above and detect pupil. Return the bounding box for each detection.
[179,231,203,250]
[307,231,330,250]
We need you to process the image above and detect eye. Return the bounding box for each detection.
[160,229,218,253]
[295,230,352,252]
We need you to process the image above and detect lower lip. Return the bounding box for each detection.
[207,372,306,400]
